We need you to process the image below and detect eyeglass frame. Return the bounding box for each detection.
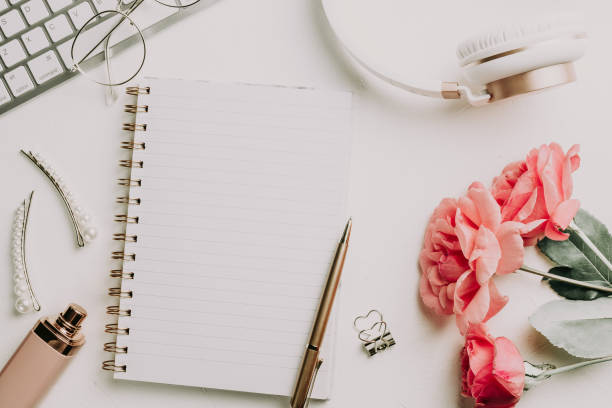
[69,0,201,86]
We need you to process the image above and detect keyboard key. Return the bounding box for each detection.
[4,65,34,96]
[27,49,63,83]
[9,0,21,5]
[92,0,117,12]
[22,26,49,54]
[0,80,10,105]
[56,38,72,67]
[0,39,26,67]
[0,0,8,12]
[44,13,72,42]
[21,0,49,25]
[68,1,93,30]
[47,0,71,12]
[0,9,26,38]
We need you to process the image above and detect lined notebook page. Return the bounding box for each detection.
[114,77,351,398]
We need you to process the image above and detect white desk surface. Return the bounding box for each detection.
[1,0,611,407]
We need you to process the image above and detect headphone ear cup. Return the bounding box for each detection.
[457,13,587,100]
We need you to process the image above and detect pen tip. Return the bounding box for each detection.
[342,217,352,243]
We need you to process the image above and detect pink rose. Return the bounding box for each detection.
[419,198,466,315]
[420,183,532,333]
[461,324,525,408]
[453,182,538,333]
[491,143,581,242]
[491,161,527,206]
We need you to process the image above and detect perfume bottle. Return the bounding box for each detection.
[0,304,87,408]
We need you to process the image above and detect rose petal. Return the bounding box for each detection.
[567,144,581,172]
[439,253,470,282]
[493,337,525,399]
[471,364,521,408]
[419,274,448,315]
[465,323,495,375]
[470,226,502,284]
[551,199,580,231]
[454,271,491,333]
[455,209,477,259]
[544,221,570,241]
[495,222,525,275]
[500,171,538,222]
[540,144,564,215]
[466,182,502,231]
[483,279,509,323]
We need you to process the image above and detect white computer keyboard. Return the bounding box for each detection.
[0,0,176,115]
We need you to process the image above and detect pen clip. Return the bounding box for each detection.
[305,359,323,408]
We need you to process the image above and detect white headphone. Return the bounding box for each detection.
[321,1,587,106]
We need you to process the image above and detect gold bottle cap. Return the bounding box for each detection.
[61,304,87,328]
[54,303,88,339]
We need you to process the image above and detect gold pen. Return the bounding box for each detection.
[290,217,352,408]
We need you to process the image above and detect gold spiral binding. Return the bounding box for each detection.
[102,360,127,372]
[104,85,150,376]
[118,178,142,187]
[113,233,138,242]
[110,269,135,279]
[124,104,149,113]
[108,288,133,298]
[105,323,129,335]
[123,123,147,132]
[111,251,136,261]
[104,342,128,353]
[116,196,141,205]
[120,141,146,150]
[107,305,132,316]
[114,214,139,224]
[126,86,150,95]
[119,160,144,168]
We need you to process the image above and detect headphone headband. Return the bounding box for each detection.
[321,0,586,106]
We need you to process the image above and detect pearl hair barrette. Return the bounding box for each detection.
[21,150,97,247]
[12,191,41,314]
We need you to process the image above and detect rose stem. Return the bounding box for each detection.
[544,356,612,377]
[519,265,612,294]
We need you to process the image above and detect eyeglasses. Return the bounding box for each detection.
[69,0,200,88]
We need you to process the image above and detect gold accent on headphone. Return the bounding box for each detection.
[486,62,576,102]
[102,360,127,372]
[120,141,146,150]
[441,82,461,99]
[106,305,132,316]
[104,342,128,353]
[126,86,150,95]
[114,214,139,224]
[116,197,141,205]
[124,104,149,113]
[111,251,136,261]
[119,160,144,168]
[105,323,129,335]
[110,269,135,279]
[117,178,142,187]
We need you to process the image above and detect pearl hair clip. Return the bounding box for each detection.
[12,191,41,314]
[21,150,97,247]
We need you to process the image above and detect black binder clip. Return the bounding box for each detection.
[353,309,396,357]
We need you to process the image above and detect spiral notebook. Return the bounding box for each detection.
[104,77,352,399]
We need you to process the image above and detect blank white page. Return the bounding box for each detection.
[113,77,351,399]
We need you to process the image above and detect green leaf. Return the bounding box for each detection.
[529,297,612,358]
[537,209,612,300]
